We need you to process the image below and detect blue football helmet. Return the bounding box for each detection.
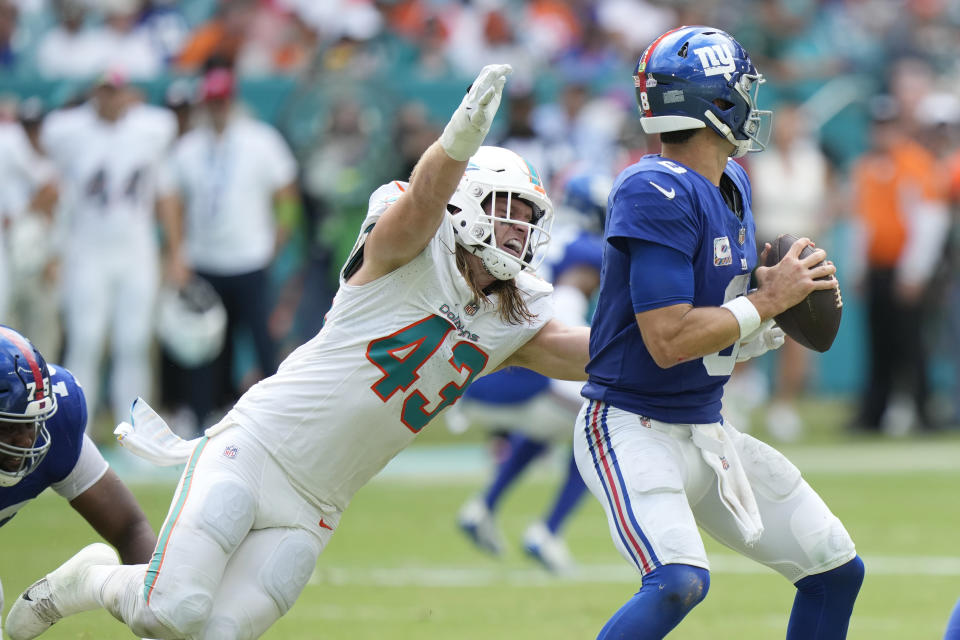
[0,326,56,487]
[634,26,771,158]
[559,173,613,234]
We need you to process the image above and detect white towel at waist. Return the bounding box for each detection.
[690,422,764,546]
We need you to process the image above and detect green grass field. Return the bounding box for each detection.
[3,399,960,639]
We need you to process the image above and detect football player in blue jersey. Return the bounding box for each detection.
[575,26,864,639]
[455,173,608,573]
[0,326,156,629]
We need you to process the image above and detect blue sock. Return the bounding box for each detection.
[483,434,547,510]
[597,564,709,639]
[944,596,960,639]
[787,556,865,639]
[544,450,588,534]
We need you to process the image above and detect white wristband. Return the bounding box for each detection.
[721,296,761,340]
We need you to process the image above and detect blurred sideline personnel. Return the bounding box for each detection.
[0,101,59,354]
[849,94,949,433]
[6,64,591,640]
[40,71,186,432]
[0,326,155,629]
[166,66,301,434]
[576,27,863,639]
[732,101,833,442]
[454,173,607,573]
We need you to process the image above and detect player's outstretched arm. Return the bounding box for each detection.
[358,64,512,280]
[500,319,590,381]
[69,469,157,564]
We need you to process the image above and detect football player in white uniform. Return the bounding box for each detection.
[39,73,186,429]
[6,64,590,640]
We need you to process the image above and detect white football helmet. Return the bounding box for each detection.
[156,277,227,369]
[448,146,554,280]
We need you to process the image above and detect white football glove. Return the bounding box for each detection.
[439,63,512,161]
[114,398,197,466]
[736,318,785,362]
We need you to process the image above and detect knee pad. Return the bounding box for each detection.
[736,434,802,501]
[198,479,256,552]
[258,531,319,614]
[643,564,710,614]
[201,617,254,640]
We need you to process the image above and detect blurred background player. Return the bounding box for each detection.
[40,71,186,437]
[165,65,301,435]
[453,172,608,574]
[0,98,59,352]
[0,326,156,628]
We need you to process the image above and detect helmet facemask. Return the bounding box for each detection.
[448,147,554,281]
[0,328,58,487]
[703,71,772,158]
[0,418,52,487]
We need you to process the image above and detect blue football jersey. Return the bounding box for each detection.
[0,365,88,527]
[582,155,756,424]
[465,226,604,405]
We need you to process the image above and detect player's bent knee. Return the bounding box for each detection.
[198,479,256,552]
[259,531,319,613]
[797,555,865,596]
[644,564,710,614]
[150,588,215,637]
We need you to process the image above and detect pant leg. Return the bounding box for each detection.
[573,401,707,575]
[691,428,857,582]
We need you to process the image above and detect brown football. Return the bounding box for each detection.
[763,233,843,352]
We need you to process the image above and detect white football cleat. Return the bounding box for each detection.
[5,543,119,640]
[523,522,574,574]
[457,497,504,556]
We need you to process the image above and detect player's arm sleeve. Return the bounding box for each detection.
[50,434,109,501]
[627,238,695,312]
[606,174,700,254]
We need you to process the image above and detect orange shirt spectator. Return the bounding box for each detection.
[853,136,945,268]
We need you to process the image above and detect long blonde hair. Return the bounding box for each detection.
[455,245,536,325]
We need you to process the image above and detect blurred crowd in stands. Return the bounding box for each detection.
[0,0,959,442]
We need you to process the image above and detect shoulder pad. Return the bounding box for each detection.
[516,270,554,297]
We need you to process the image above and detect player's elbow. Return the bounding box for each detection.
[645,337,684,369]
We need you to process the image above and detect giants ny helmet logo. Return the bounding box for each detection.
[693,44,736,77]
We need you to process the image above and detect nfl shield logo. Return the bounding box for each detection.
[464,302,478,316]
[713,237,732,266]
[223,445,239,459]
[738,227,746,245]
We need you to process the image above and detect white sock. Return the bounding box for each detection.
[94,564,175,639]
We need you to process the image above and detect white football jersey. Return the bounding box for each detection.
[41,102,176,250]
[227,181,554,509]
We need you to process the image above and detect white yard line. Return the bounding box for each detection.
[310,554,960,587]
[373,439,960,481]
[109,436,960,485]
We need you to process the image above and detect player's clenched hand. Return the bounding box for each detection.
[752,237,836,317]
[439,63,512,161]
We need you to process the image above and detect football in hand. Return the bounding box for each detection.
[763,233,843,352]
